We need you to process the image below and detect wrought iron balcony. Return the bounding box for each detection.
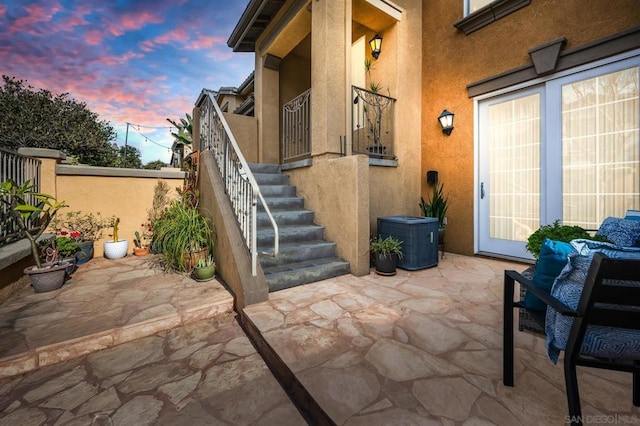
[282,89,311,163]
[352,86,396,160]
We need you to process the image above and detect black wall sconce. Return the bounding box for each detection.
[438,109,454,136]
[369,34,383,59]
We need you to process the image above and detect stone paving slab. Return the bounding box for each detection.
[0,314,306,425]
[0,255,234,378]
[243,253,640,425]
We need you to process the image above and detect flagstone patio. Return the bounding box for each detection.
[0,253,638,425]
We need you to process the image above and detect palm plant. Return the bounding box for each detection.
[166,113,193,147]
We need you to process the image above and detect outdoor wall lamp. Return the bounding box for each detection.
[438,109,455,136]
[369,34,383,59]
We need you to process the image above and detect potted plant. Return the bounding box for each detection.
[420,182,449,241]
[133,219,152,256]
[0,179,70,292]
[370,235,403,276]
[49,210,111,265]
[103,217,128,259]
[193,255,216,281]
[153,200,214,272]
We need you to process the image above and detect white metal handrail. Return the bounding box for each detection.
[199,93,279,276]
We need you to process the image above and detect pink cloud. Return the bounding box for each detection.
[0,4,7,17]
[105,10,164,37]
[84,29,103,45]
[189,34,224,50]
[8,2,63,35]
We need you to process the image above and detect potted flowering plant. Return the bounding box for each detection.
[49,211,111,264]
[133,219,153,256]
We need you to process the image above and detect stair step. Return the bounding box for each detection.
[249,163,281,174]
[263,257,351,292]
[253,172,289,186]
[257,225,324,246]
[259,197,305,211]
[258,210,314,227]
[258,241,337,268]
[259,185,297,197]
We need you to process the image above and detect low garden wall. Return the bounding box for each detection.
[0,148,185,300]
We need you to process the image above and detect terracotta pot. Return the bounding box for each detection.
[133,247,149,256]
[182,248,208,271]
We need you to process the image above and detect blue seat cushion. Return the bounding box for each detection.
[596,217,640,247]
[545,239,640,363]
[523,239,575,311]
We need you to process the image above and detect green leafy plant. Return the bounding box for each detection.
[525,220,610,259]
[420,182,449,228]
[196,255,215,268]
[166,113,193,147]
[370,235,404,259]
[152,201,214,272]
[0,179,68,268]
[52,237,78,258]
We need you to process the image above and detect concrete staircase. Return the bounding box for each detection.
[249,163,350,292]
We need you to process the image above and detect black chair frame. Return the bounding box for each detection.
[504,253,640,425]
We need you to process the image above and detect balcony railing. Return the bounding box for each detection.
[199,92,279,276]
[282,89,311,163]
[352,86,396,160]
[0,148,42,247]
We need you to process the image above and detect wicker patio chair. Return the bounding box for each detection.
[503,253,640,425]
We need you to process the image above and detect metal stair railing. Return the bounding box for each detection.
[199,92,279,276]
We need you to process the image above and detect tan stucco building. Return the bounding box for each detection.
[203,0,640,277]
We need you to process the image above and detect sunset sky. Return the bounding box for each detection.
[0,0,254,164]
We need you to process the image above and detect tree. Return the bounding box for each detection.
[166,113,192,147]
[0,76,118,166]
[143,160,168,170]
[115,145,142,169]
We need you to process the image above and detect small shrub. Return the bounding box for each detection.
[526,220,609,259]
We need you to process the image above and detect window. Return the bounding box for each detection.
[455,0,530,35]
[465,0,494,16]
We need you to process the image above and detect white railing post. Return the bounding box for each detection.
[198,93,279,276]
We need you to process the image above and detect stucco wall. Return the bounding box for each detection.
[223,113,259,163]
[286,155,370,276]
[55,170,182,257]
[421,0,640,255]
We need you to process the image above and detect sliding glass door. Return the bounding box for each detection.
[478,55,639,259]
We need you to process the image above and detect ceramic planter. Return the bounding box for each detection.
[104,240,128,259]
[193,264,216,282]
[24,262,69,293]
[75,241,95,265]
[374,252,398,276]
